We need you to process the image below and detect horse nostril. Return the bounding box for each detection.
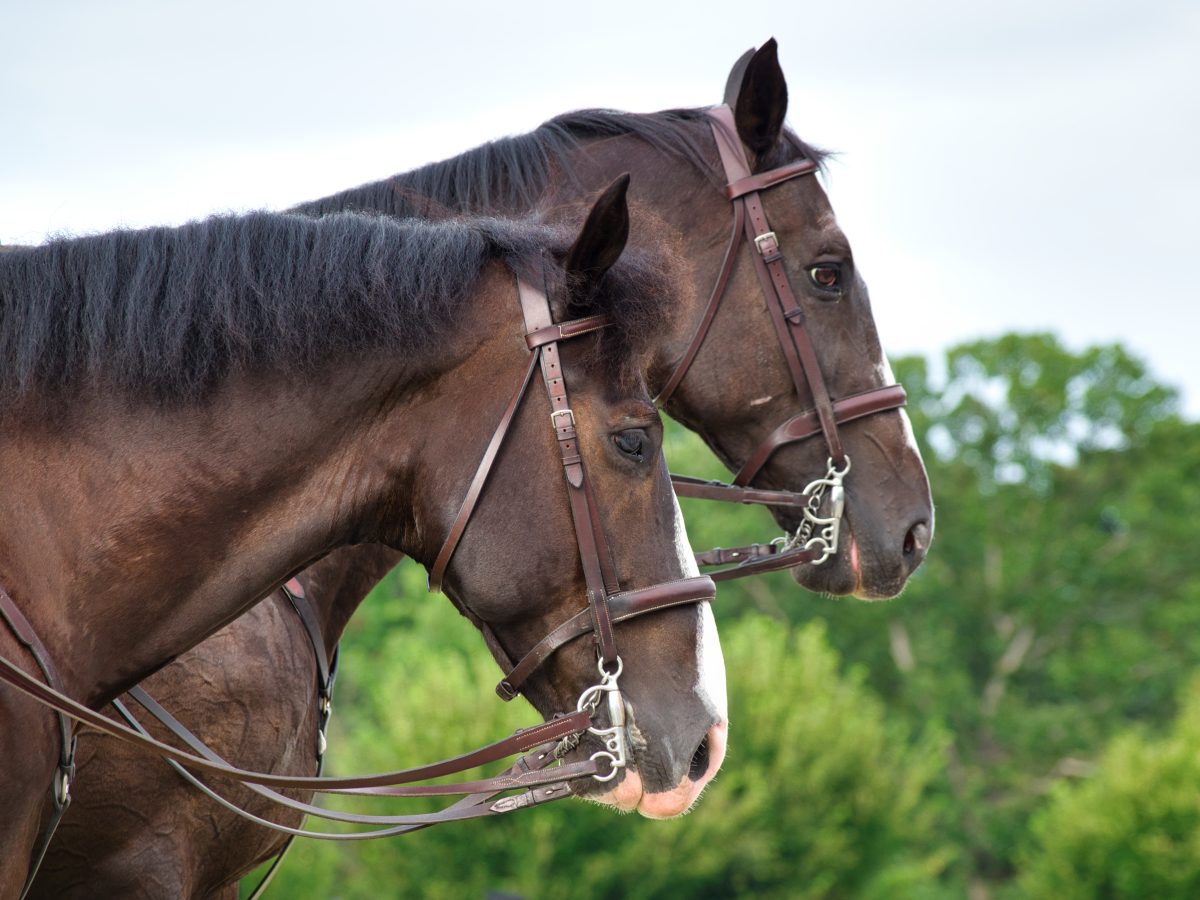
[688,734,710,782]
[903,521,930,563]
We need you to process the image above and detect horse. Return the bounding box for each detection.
[34,39,935,896]
[0,182,729,897]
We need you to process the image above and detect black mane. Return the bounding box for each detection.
[0,211,672,410]
[289,107,829,219]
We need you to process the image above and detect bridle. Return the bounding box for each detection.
[660,106,908,581]
[0,266,716,872]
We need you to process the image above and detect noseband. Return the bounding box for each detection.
[658,106,908,580]
[0,267,716,861]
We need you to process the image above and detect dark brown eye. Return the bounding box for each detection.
[612,429,646,462]
[807,264,842,294]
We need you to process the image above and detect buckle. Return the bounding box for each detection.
[550,409,576,429]
[754,231,780,257]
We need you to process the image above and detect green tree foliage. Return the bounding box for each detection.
[1016,677,1200,899]
[240,332,1199,897]
[785,335,1200,893]
[258,603,946,899]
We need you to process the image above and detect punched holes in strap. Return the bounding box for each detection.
[515,278,620,671]
[707,105,848,466]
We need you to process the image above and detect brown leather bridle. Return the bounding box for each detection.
[660,106,908,581]
[0,267,716,858]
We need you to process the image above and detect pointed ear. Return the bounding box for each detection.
[722,46,757,107]
[564,173,630,299]
[732,37,788,157]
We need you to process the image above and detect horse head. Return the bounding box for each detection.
[416,178,727,817]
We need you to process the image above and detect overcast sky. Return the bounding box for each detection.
[3,1,1197,417]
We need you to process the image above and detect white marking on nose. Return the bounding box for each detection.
[671,493,728,721]
[749,395,774,407]
[877,353,925,464]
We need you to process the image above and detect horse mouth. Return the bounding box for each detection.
[576,720,728,819]
[789,536,910,600]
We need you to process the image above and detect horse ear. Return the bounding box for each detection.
[722,47,757,107]
[731,37,788,157]
[564,173,630,299]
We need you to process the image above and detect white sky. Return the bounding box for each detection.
[3,1,1198,417]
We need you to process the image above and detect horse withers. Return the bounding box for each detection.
[0,181,727,898]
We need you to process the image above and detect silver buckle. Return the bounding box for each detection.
[754,231,779,256]
[550,409,576,429]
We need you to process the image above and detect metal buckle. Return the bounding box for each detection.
[754,231,780,256]
[550,409,576,429]
[54,766,72,808]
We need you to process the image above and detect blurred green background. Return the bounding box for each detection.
[244,333,1200,899]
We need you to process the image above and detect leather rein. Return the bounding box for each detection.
[661,106,908,581]
[0,270,715,866]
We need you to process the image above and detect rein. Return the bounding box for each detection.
[661,105,908,581]
[0,267,715,862]
[0,586,77,900]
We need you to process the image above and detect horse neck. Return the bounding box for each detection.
[0,290,506,706]
[293,543,405,658]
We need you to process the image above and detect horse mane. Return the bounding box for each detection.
[289,107,830,219]
[0,211,674,411]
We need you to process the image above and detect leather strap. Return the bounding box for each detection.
[516,276,620,671]
[710,105,846,466]
[732,385,907,487]
[670,474,809,508]
[0,586,75,769]
[0,261,715,844]
[656,200,745,406]
[0,645,595,792]
[0,585,77,900]
[656,105,910,581]
[525,313,612,350]
[114,692,579,837]
[428,350,541,593]
[724,159,819,198]
[496,575,716,700]
[282,578,332,696]
[693,544,779,567]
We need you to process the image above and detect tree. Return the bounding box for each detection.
[1016,677,1200,899]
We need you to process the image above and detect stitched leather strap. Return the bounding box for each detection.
[732,385,907,487]
[694,544,781,567]
[525,314,612,350]
[670,474,809,508]
[114,692,580,837]
[724,159,819,198]
[516,277,620,670]
[656,106,910,581]
[710,105,846,466]
[496,575,716,700]
[0,645,594,791]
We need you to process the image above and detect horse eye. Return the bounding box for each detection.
[807,264,842,295]
[612,429,646,462]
